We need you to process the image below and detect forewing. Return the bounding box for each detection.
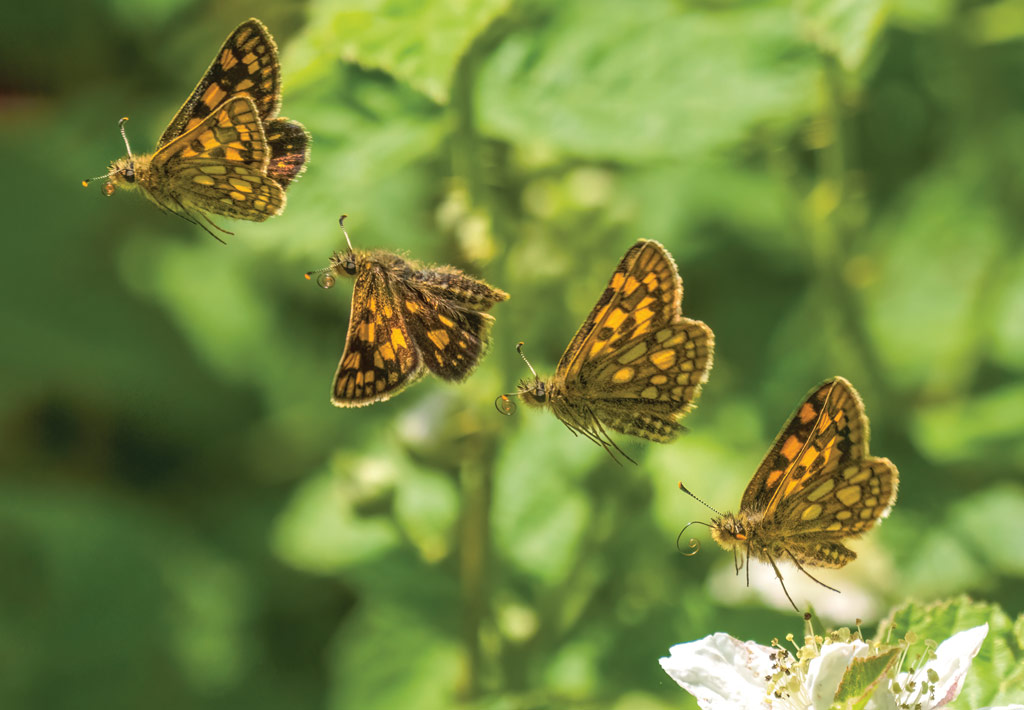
[409,265,510,311]
[556,240,713,430]
[332,265,423,406]
[740,377,872,515]
[557,240,680,379]
[158,18,281,147]
[265,118,310,189]
[155,97,284,220]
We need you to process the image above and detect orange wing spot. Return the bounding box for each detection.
[610,272,625,290]
[192,175,216,186]
[405,300,420,314]
[798,402,818,424]
[342,351,360,369]
[382,300,393,318]
[224,148,243,162]
[605,308,627,330]
[799,444,820,468]
[622,276,641,295]
[764,469,783,488]
[438,314,455,328]
[391,328,408,350]
[427,329,450,349]
[201,83,227,109]
[366,322,376,342]
[633,307,654,324]
[379,342,396,361]
[780,435,803,461]
[229,190,246,202]
[220,48,239,70]
[611,367,634,383]
[228,178,253,193]
[650,349,677,371]
[235,78,254,92]
[368,295,377,312]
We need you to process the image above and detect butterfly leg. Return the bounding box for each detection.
[585,405,636,465]
[763,550,800,612]
[784,549,841,594]
[165,193,229,243]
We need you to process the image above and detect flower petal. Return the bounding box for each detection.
[889,623,989,710]
[806,640,870,710]
[660,633,774,710]
[926,623,989,708]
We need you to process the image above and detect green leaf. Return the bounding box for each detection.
[326,583,461,710]
[857,153,1008,393]
[832,647,900,708]
[910,383,1024,467]
[875,596,1024,709]
[476,0,818,162]
[949,483,1024,578]
[294,0,513,103]
[795,0,891,72]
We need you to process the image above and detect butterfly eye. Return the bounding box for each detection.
[122,166,135,183]
[495,395,517,416]
[532,381,547,402]
[341,256,357,275]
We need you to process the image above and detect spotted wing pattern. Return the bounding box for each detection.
[158,19,281,147]
[153,96,284,220]
[330,251,509,407]
[744,377,899,564]
[553,240,714,441]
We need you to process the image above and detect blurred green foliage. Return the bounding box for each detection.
[2,0,1024,708]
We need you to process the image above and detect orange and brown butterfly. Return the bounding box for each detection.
[496,239,714,463]
[306,217,510,407]
[82,18,309,240]
[677,376,899,611]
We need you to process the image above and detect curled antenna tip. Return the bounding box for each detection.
[304,272,313,280]
[339,214,347,227]
[81,179,89,187]
[495,394,517,416]
[119,116,129,123]
[675,520,710,557]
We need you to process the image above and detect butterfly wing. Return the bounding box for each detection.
[332,261,423,407]
[401,265,509,382]
[158,18,281,148]
[264,118,310,189]
[153,96,285,220]
[742,377,898,547]
[554,239,713,440]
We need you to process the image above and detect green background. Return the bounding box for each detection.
[2,0,1024,708]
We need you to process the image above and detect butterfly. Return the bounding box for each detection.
[496,239,714,463]
[306,217,510,407]
[677,376,899,611]
[83,18,309,240]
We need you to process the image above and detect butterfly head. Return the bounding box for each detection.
[82,117,137,196]
[494,341,550,415]
[708,512,748,551]
[307,215,360,288]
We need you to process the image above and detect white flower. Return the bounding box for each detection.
[661,623,992,710]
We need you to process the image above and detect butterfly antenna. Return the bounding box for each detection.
[677,481,724,517]
[338,214,354,251]
[516,341,539,379]
[675,520,711,556]
[114,116,133,159]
